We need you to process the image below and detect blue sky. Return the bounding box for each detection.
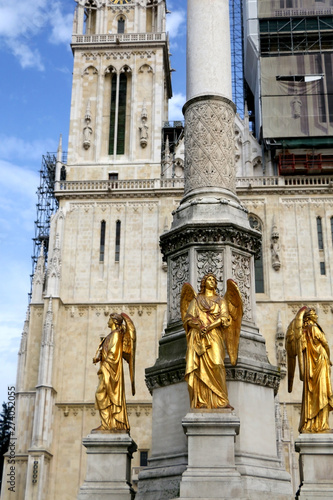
[0,0,187,406]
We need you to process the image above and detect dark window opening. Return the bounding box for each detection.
[115,220,121,262]
[108,73,127,155]
[109,76,117,155]
[117,73,127,155]
[118,17,125,34]
[100,221,106,262]
[60,165,66,181]
[140,451,148,467]
[317,217,324,250]
[249,214,264,293]
[320,262,326,275]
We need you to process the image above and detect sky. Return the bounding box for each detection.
[0,0,187,406]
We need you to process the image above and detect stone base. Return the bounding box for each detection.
[77,432,137,500]
[176,410,244,499]
[295,432,333,499]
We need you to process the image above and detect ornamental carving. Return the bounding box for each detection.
[196,250,224,291]
[184,98,236,195]
[169,253,189,322]
[160,225,261,261]
[231,251,252,321]
[145,360,280,394]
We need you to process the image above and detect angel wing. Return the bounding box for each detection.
[223,279,243,366]
[285,306,306,392]
[180,282,196,324]
[121,313,136,396]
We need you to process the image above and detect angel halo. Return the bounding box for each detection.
[92,312,136,432]
[180,273,243,410]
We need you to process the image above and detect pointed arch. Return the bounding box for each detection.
[117,15,126,34]
[108,66,132,156]
[138,64,154,75]
[82,65,98,77]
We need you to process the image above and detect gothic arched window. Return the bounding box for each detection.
[118,16,125,34]
[249,214,264,293]
[99,221,106,262]
[317,216,324,250]
[115,220,121,262]
[109,72,128,155]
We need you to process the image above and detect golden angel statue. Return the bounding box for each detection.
[286,306,333,433]
[93,312,136,432]
[180,273,243,409]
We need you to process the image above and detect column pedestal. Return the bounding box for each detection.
[176,410,244,500]
[77,432,137,500]
[295,432,333,499]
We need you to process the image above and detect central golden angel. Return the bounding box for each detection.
[181,273,243,409]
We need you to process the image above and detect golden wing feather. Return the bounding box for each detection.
[285,318,297,393]
[180,282,196,324]
[223,279,243,366]
[121,313,136,396]
[285,306,306,392]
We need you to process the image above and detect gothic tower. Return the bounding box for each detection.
[2,1,182,499]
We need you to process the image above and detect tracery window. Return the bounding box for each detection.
[109,72,128,155]
[118,16,125,34]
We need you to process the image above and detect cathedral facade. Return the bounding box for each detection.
[2,1,333,499]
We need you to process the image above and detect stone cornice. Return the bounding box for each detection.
[145,359,280,395]
[160,224,262,261]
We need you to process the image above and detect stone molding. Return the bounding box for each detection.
[82,50,156,61]
[64,303,158,318]
[57,402,152,418]
[160,224,262,261]
[183,96,236,195]
[145,359,280,395]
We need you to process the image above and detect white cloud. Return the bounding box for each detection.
[169,92,185,121]
[0,135,57,162]
[0,0,73,70]
[48,6,73,45]
[166,8,186,40]
[6,38,45,70]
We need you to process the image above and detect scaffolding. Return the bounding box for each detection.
[230,0,244,117]
[29,152,66,299]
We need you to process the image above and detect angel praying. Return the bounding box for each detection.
[181,273,243,410]
[93,312,136,432]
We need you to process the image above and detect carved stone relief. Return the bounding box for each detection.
[231,251,252,321]
[169,253,189,322]
[184,98,236,194]
[196,250,224,292]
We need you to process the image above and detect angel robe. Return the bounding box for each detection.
[184,293,231,408]
[95,327,129,431]
[300,323,333,432]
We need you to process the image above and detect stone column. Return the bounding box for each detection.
[137,0,292,498]
[295,433,333,499]
[77,433,137,500]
